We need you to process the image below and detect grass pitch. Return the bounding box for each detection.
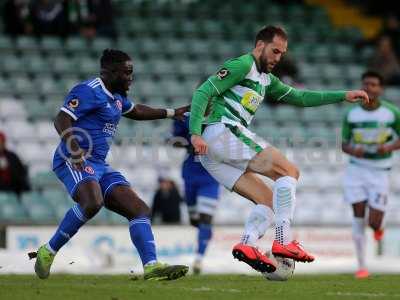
[0,274,399,300]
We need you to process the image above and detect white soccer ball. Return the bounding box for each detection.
[263,251,295,281]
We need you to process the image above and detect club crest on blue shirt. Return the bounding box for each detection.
[68,99,79,110]
[84,165,95,175]
[116,100,122,111]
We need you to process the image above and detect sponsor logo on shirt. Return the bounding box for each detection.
[68,99,79,110]
[217,68,230,80]
[84,166,95,175]
[353,128,392,145]
[241,91,263,113]
[103,123,117,136]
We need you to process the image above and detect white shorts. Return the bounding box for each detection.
[199,123,269,190]
[343,163,390,212]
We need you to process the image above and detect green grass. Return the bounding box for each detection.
[0,274,399,300]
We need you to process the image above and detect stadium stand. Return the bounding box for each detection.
[1,0,400,226]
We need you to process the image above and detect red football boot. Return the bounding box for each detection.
[374,229,384,241]
[272,240,315,263]
[355,268,370,279]
[232,243,276,273]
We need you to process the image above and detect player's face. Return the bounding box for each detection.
[113,60,134,95]
[260,36,287,73]
[362,77,382,101]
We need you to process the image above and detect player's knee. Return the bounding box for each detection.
[289,165,300,179]
[278,163,300,180]
[82,198,103,219]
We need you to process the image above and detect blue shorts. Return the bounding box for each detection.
[53,159,130,198]
[184,177,220,216]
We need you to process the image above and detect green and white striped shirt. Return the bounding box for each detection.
[190,53,346,136]
[342,100,400,169]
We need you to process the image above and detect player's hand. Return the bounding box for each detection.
[352,146,364,158]
[345,90,369,105]
[377,144,392,155]
[70,148,86,171]
[173,105,190,121]
[191,135,208,155]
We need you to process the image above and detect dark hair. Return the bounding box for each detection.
[100,49,131,69]
[362,70,384,85]
[255,25,288,46]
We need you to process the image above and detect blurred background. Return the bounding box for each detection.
[0,0,400,273]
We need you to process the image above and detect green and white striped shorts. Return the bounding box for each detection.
[199,123,269,190]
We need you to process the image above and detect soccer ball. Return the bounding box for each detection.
[263,251,295,281]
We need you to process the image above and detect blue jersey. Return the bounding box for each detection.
[53,77,134,169]
[173,115,218,184]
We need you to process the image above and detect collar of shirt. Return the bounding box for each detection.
[97,77,114,100]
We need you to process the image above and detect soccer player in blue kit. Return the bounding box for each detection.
[172,113,220,274]
[30,49,189,280]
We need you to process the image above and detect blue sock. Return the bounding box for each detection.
[197,223,212,256]
[129,216,157,266]
[47,204,87,253]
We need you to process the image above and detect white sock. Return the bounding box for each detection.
[273,176,297,245]
[240,204,275,245]
[352,217,366,269]
[195,254,204,262]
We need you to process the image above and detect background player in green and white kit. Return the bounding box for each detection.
[189,25,369,273]
[342,71,400,279]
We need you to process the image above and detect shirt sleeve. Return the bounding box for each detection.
[207,57,253,95]
[60,84,99,121]
[393,114,400,136]
[121,96,135,115]
[386,102,400,136]
[267,74,346,106]
[189,56,252,135]
[342,110,352,143]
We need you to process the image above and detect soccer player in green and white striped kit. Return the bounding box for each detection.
[189,25,369,273]
[342,71,400,279]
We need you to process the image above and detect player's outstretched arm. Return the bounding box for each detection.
[267,74,369,106]
[344,90,369,104]
[123,104,190,121]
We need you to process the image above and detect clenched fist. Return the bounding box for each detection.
[191,135,208,155]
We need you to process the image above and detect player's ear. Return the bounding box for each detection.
[255,40,265,49]
[100,68,110,76]
[101,68,117,80]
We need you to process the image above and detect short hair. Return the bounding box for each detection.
[100,49,131,69]
[255,25,288,46]
[362,70,384,85]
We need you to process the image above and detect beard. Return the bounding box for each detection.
[116,89,128,97]
[259,50,271,73]
[112,82,128,97]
